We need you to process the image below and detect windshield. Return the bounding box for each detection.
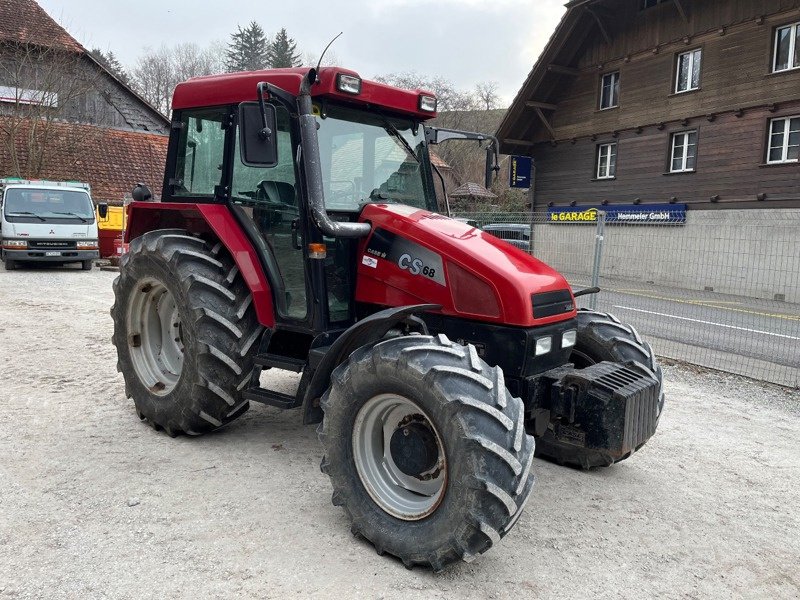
[3,188,94,223]
[316,104,436,212]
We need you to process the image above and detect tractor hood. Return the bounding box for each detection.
[355,204,577,327]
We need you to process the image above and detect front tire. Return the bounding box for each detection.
[111,230,262,436]
[81,259,93,271]
[319,334,536,571]
[4,258,16,271]
[534,308,665,468]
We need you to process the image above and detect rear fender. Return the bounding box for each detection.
[125,202,275,327]
[301,304,440,424]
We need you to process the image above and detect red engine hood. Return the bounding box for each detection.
[355,204,576,327]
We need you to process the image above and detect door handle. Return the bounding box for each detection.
[291,219,302,250]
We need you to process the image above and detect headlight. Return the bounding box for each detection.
[336,73,362,95]
[3,239,27,249]
[76,240,98,249]
[562,330,577,348]
[419,95,437,112]
[535,336,552,356]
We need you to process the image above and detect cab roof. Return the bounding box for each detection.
[171,67,437,120]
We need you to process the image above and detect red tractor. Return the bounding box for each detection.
[111,67,664,570]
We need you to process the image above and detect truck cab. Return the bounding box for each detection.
[0,179,101,270]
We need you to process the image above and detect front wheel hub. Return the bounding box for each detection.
[352,394,447,521]
[390,422,439,477]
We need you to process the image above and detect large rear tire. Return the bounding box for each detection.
[111,229,262,436]
[534,308,665,469]
[319,334,536,571]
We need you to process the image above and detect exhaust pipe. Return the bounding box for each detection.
[298,69,371,239]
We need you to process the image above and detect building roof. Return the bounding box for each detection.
[0,117,167,203]
[449,182,497,199]
[0,0,83,53]
[0,0,168,128]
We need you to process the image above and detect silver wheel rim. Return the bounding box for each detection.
[352,393,447,521]
[127,277,184,395]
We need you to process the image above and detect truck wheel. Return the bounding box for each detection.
[82,260,93,271]
[319,334,535,571]
[111,229,262,436]
[535,308,665,469]
[4,258,16,271]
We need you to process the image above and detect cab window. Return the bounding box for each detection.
[173,108,227,196]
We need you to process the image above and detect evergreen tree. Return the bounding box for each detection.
[225,22,269,72]
[267,28,301,68]
[90,48,130,84]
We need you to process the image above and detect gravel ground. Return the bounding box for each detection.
[0,266,798,599]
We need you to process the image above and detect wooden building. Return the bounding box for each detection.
[497,0,800,210]
[0,0,168,202]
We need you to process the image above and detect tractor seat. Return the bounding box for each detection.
[257,180,296,206]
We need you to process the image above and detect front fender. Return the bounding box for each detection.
[125,202,275,327]
[301,304,440,424]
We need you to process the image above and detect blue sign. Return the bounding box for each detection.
[547,203,687,224]
[509,156,532,189]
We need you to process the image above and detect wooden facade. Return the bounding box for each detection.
[497,0,800,210]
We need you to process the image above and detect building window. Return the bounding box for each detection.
[670,131,698,172]
[767,116,800,163]
[599,72,619,110]
[596,143,617,179]
[675,49,702,93]
[773,22,800,72]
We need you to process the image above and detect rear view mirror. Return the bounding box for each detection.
[97,202,109,219]
[238,101,278,167]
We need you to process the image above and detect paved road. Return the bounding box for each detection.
[567,278,799,385]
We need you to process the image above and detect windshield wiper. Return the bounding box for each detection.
[6,211,46,222]
[52,211,89,223]
[376,112,421,165]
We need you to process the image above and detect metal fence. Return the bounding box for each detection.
[457,210,800,388]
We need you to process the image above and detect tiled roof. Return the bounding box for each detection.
[0,0,84,53]
[0,117,167,203]
[449,181,497,199]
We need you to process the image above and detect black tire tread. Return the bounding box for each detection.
[318,334,536,571]
[111,229,261,436]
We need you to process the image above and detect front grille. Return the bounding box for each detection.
[28,240,77,249]
[532,289,574,318]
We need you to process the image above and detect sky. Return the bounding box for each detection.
[37,0,566,106]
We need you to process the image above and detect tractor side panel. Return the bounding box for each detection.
[125,202,276,327]
[354,204,576,328]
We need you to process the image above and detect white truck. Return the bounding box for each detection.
[0,178,106,271]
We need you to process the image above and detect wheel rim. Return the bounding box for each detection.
[126,277,184,396]
[352,394,447,521]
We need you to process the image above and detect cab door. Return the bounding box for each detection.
[230,106,309,322]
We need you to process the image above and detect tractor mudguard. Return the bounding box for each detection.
[301,304,440,424]
[125,201,276,327]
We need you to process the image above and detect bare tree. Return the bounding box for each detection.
[131,42,225,114]
[375,71,477,113]
[303,50,340,67]
[0,43,99,177]
[475,81,500,110]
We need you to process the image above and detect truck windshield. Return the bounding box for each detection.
[316,104,436,212]
[3,188,94,223]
